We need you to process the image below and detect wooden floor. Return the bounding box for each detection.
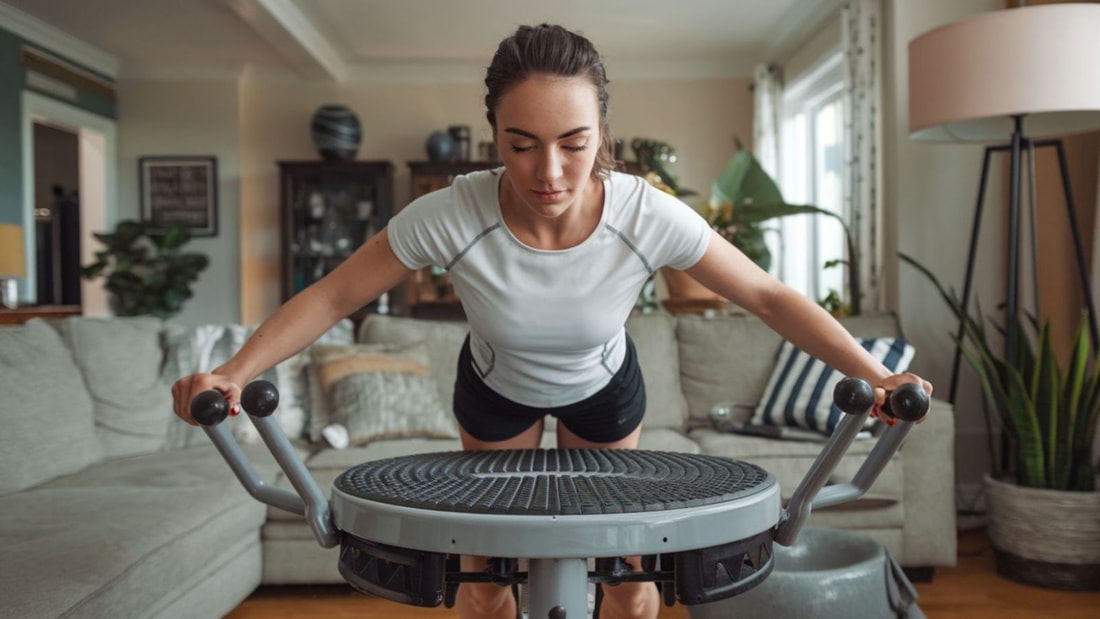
[228,529,1100,618]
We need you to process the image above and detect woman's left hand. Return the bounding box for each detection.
[872,372,933,424]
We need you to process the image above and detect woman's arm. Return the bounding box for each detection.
[171,227,413,422]
[685,230,932,400]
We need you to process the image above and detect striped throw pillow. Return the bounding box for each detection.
[751,337,916,435]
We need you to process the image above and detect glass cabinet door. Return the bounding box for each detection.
[279,161,394,314]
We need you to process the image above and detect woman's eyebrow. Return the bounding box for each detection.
[503,126,591,140]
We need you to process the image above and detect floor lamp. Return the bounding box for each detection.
[908,3,1100,403]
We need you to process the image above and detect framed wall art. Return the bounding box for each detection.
[139,156,218,237]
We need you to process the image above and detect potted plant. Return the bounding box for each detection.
[709,146,862,316]
[636,141,861,315]
[82,219,209,318]
[901,254,1100,590]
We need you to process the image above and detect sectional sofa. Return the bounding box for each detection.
[0,310,956,618]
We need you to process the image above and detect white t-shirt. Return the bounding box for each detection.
[387,169,711,407]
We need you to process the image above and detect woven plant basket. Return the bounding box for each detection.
[984,475,1100,591]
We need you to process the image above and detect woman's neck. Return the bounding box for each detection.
[499,173,604,250]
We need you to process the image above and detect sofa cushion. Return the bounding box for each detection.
[355,315,470,434]
[0,485,264,618]
[688,428,904,517]
[751,337,915,434]
[1,444,280,616]
[309,341,458,445]
[0,320,101,495]
[58,316,175,458]
[677,313,907,431]
[677,314,785,428]
[626,312,688,430]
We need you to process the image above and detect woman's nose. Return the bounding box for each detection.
[536,147,563,182]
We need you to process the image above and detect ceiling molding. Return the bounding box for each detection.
[0,0,118,78]
[764,0,847,64]
[117,64,250,82]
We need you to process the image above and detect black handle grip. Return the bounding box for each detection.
[833,377,875,415]
[191,390,229,426]
[884,383,930,422]
[241,380,280,418]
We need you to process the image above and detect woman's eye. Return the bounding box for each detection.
[563,144,588,152]
[510,144,536,153]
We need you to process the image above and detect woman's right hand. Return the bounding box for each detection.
[171,372,243,425]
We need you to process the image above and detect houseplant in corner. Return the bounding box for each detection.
[901,254,1100,591]
[83,219,209,318]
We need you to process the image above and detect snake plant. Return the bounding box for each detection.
[901,253,1098,491]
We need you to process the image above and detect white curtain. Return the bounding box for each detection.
[752,63,783,179]
[752,63,784,277]
[842,0,883,313]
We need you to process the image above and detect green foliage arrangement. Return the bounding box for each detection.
[710,148,861,315]
[901,254,1098,491]
[82,219,209,318]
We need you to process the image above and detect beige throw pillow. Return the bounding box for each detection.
[309,341,458,446]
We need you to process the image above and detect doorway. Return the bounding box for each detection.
[22,90,117,315]
[33,121,81,306]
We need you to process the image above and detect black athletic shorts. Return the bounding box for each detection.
[452,334,647,444]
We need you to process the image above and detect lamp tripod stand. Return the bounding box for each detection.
[948,114,1100,403]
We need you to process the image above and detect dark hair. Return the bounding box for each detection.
[485,23,615,179]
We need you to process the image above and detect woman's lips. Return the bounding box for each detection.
[532,189,566,203]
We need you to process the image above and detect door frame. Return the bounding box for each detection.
[22,90,116,315]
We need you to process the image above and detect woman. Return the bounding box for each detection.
[172,23,931,619]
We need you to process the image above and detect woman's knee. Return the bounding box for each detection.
[457,582,514,615]
[600,581,658,618]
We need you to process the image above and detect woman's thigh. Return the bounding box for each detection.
[555,421,642,450]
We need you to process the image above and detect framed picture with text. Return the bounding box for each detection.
[139,156,218,237]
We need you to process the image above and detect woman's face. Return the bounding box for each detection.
[493,73,602,220]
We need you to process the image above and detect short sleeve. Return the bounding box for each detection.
[623,178,712,272]
[386,190,453,270]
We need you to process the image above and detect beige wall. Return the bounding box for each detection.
[238,76,751,324]
[116,79,242,326]
[883,0,1005,497]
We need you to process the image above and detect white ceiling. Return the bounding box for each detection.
[0,0,844,82]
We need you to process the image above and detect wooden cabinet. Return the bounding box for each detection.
[407,161,498,200]
[278,160,394,316]
[404,161,498,320]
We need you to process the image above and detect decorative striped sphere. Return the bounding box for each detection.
[310,104,361,161]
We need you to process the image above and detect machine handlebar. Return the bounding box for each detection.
[190,381,337,548]
[775,377,929,545]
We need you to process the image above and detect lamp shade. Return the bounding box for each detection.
[909,4,1100,142]
[0,223,26,278]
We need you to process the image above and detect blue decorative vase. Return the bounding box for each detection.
[425,131,456,162]
[311,104,361,161]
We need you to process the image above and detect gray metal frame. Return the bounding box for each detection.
[196,379,924,617]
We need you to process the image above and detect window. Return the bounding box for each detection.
[773,52,847,306]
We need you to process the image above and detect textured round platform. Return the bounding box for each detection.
[332,448,780,558]
[335,448,771,516]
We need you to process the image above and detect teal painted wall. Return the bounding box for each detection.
[0,27,22,224]
[0,25,116,224]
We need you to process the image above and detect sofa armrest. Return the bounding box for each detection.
[899,397,957,566]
